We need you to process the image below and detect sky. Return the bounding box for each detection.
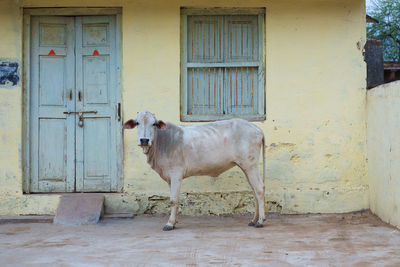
[366,0,373,10]
[366,0,378,12]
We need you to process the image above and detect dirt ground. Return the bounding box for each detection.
[0,211,399,266]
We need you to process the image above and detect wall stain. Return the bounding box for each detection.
[290,154,300,162]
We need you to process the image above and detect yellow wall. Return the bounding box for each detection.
[367,81,400,229]
[0,0,368,216]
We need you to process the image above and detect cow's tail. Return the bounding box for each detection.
[262,136,266,185]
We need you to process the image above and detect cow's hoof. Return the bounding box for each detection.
[248,222,256,227]
[163,225,175,231]
[255,222,263,228]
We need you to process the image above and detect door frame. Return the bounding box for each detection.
[23,8,123,193]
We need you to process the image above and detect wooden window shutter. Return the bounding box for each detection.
[181,9,265,121]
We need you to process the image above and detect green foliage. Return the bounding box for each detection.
[367,0,400,61]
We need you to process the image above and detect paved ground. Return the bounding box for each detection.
[0,211,399,266]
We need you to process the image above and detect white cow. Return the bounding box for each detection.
[124,111,265,231]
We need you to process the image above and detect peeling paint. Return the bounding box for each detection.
[104,191,284,216]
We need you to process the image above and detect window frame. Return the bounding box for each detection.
[180,7,266,122]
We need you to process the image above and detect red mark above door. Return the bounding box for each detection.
[48,49,56,55]
[93,50,99,56]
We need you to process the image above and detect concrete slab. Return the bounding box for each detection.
[0,211,399,266]
[53,194,104,225]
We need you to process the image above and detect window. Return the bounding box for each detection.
[181,8,265,121]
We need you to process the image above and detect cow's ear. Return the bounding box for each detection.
[155,120,167,130]
[123,119,137,129]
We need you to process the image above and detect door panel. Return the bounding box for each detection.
[83,118,111,180]
[30,16,75,192]
[39,57,65,106]
[39,23,68,47]
[29,15,121,193]
[38,119,67,181]
[82,23,109,46]
[83,55,109,104]
[75,16,119,192]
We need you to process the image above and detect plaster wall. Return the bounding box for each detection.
[0,0,368,216]
[367,81,400,229]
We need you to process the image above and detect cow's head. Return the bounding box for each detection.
[123,111,167,153]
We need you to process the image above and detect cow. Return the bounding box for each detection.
[123,111,266,231]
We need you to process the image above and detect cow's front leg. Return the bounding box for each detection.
[163,176,182,231]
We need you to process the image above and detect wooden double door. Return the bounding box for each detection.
[28,15,122,192]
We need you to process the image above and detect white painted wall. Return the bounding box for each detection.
[367,81,400,228]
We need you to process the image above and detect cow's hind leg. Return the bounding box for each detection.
[247,184,259,227]
[163,176,183,231]
[242,166,265,228]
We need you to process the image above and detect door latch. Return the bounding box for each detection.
[63,111,98,128]
[117,103,121,122]
[78,114,84,127]
[63,111,98,115]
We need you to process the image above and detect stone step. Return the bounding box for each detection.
[0,215,54,224]
[54,194,104,225]
[103,213,134,219]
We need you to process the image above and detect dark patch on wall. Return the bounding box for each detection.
[384,61,400,83]
[364,39,384,89]
[0,61,19,86]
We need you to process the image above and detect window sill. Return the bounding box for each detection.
[181,114,266,122]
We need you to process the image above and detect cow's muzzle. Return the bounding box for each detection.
[140,138,150,146]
